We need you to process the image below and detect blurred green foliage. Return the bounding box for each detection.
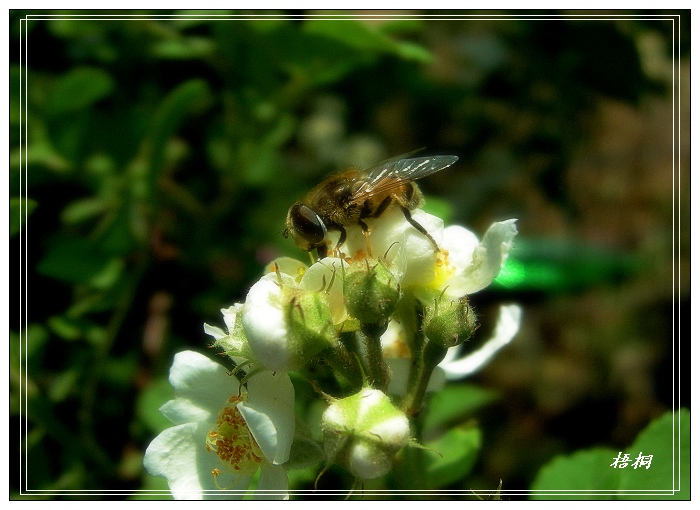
[11,10,686,499]
[531,408,689,500]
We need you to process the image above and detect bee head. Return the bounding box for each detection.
[284,203,328,253]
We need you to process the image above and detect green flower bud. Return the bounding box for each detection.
[423,296,478,349]
[284,287,338,364]
[344,259,400,325]
[321,387,410,480]
[243,274,337,372]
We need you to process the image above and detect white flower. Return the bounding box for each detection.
[335,207,518,303]
[432,220,518,298]
[241,260,340,372]
[143,351,295,500]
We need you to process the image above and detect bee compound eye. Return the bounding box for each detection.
[291,204,327,246]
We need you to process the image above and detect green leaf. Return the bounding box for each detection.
[304,19,395,54]
[394,41,433,63]
[267,25,372,86]
[423,384,500,435]
[10,139,71,173]
[530,409,690,500]
[47,366,81,402]
[10,197,37,237]
[36,235,121,288]
[136,377,174,434]
[530,447,621,500]
[150,37,216,60]
[618,408,690,500]
[304,19,433,63]
[103,354,139,388]
[46,67,115,115]
[61,197,110,225]
[424,426,481,489]
[145,79,211,195]
[47,315,84,341]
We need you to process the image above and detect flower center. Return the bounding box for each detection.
[432,249,456,290]
[206,395,263,477]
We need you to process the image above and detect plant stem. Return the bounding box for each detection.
[360,322,390,392]
[322,337,364,391]
[402,340,447,417]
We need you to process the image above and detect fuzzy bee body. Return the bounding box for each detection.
[284,154,458,258]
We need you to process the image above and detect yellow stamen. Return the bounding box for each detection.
[431,249,456,290]
[206,395,263,479]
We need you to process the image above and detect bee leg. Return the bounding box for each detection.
[332,226,347,254]
[316,244,328,259]
[358,219,373,257]
[400,206,440,252]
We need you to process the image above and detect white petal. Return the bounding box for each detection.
[449,219,518,295]
[255,463,289,500]
[143,421,251,500]
[166,351,241,421]
[299,257,348,324]
[348,440,391,480]
[242,276,291,372]
[203,323,226,341]
[339,207,442,282]
[400,210,444,288]
[160,398,211,425]
[367,415,410,446]
[440,304,522,380]
[220,303,243,333]
[237,371,295,465]
[380,319,409,358]
[441,344,461,364]
[441,225,479,273]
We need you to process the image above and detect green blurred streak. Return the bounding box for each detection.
[494,237,641,293]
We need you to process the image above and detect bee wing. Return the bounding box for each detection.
[352,155,459,201]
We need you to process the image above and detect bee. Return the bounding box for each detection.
[283,153,459,258]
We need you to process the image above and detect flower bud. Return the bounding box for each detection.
[285,287,338,362]
[423,296,478,349]
[343,259,400,325]
[242,273,337,372]
[321,387,410,480]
